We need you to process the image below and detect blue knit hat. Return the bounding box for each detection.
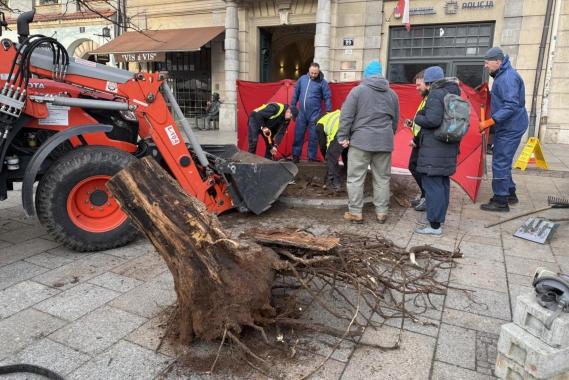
[363,60,382,78]
[424,66,444,83]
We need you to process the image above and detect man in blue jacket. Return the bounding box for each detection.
[479,47,528,212]
[290,62,332,163]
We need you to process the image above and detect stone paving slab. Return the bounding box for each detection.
[0,261,50,290]
[35,283,121,321]
[49,306,147,355]
[0,224,48,244]
[344,326,436,379]
[504,255,559,278]
[431,361,496,380]
[0,309,67,359]
[1,338,91,376]
[32,253,126,290]
[110,252,168,281]
[125,311,178,358]
[445,285,511,321]
[0,281,60,319]
[450,257,508,292]
[87,271,143,293]
[436,323,476,370]
[3,145,569,378]
[109,271,176,319]
[0,238,61,268]
[68,340,173,380]
[441,308,505,336]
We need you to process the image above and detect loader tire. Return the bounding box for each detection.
[36,146,138,252]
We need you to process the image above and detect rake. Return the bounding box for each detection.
[485,195,569,228]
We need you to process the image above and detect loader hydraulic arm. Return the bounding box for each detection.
[0,35,234,214]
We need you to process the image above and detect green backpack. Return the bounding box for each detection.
[434,93,471,144]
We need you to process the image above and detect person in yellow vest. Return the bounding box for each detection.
[248,102,298,159]
[404,70,428,212]
[316,110,347,192]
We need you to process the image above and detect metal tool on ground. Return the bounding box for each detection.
[513,217,558,244]
[485,195,569,228]
[533,267,569,329]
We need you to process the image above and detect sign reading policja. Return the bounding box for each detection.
[114,52,166,63]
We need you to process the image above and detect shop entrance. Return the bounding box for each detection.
[259,24,315,82]
[387,22,494,88]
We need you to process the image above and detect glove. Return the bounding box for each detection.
[479,118,495,132]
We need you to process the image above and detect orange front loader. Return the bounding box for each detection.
[0,11,296,251]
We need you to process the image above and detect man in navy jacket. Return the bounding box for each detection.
[290,62,332,162]
[479,47,528,212]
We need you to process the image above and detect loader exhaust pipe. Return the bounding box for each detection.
[17,9,35,43]
[161,82,209,168]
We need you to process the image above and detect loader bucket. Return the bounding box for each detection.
[202,145,298,215]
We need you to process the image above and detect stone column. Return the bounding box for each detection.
[314,0,331,74]
[220,0,239,132]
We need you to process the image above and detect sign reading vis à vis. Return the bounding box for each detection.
[114,52,166,63]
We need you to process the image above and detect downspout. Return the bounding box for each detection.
[528,0,554,137]
[538,0,562,140]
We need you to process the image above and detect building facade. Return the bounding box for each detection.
[2,0,568,143]
[116,0,566,143]
[4,0,117,63]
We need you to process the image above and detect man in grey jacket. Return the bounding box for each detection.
[337,60,400,224]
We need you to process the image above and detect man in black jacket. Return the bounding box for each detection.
[413,66,461,236]
[248,102,297,159]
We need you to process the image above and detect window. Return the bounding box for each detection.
[153,47,212,118]
[39,0,59,4]
[389,23,493,60]
[388,22,494,87]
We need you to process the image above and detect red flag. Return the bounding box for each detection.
[402,0,410,31]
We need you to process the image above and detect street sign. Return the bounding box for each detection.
[114,52,166,63]
[343,38,354,47]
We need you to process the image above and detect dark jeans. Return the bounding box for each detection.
[422,175,450,225]
[325,140,347,188]
[408,145,425,198]
[247,120,272,159]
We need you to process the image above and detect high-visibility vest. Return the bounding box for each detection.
[412,97,428,137]
[318,110,341,147]
[253,103,285,119]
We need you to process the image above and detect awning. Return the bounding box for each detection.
[91,26,225,55]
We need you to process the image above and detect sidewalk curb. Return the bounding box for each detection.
[278,196,373,209]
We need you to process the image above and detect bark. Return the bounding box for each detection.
[244,227,339,251]
[107,156,279,344]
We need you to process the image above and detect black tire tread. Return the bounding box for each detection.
[36,146,138,252]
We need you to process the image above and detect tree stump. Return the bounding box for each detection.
[107,157,279,344]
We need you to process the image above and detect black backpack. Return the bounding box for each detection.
[434,93,471,144]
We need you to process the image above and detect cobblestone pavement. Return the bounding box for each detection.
[1,141,569,379]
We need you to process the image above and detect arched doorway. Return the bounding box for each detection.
[259,24,315,82]
[68,38,107,64]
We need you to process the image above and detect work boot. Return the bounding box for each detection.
[414,225,443,236]
[410,197,423,207]
[414,197,426,211]
[344,212,363,224]
[480,196,510,212]
[376,213,387,224]
[292,156,300,164]
[508,192,519,205]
